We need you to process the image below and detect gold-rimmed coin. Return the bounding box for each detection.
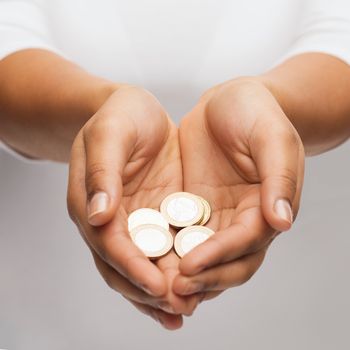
[196,196,211,225]
[174,225,215,258]
[128,208,169,232]
[160,192,205,228]
[129,224,173,259]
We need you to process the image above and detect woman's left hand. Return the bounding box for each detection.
[173,78,305,299]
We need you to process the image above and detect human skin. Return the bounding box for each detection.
[0,50,350,329]
[173,79,304,299]
[173,53,350,299]
[0,50,194,329]
[67,86,199,329]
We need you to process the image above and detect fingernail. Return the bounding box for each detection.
[140,284,157,297]
[88,192,109,222]
[182,282,204,295]
[158,302,175,314]
[274,198,293,224]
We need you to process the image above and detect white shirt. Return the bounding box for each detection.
[1,0,350,159]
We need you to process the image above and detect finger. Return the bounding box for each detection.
[201,291,223,302]
[67,131,86,225]
[83,115,136,226]
[89,217,168,297]
[174,250,266,295]
[68,137,167,297]
[250,117,304,232]
[93,252,169,308]
[156,251,200,316]
[129,299,184,330]
[179,206,274,276]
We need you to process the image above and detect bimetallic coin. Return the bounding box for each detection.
[129,224,173,259]
[174,225,215,258]
[128,208,169,232]
[160,192,204,228]
[197,196,211,225]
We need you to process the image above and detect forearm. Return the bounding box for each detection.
[260,53,350,156]
[0,49,119,162]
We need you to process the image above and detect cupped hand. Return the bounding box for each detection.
[67,86,199,330]
[173,78,305,300]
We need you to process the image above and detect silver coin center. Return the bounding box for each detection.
[166,197,199,222]
[128,208,168,231]
[134,228,167,252]
[181,231,209,254]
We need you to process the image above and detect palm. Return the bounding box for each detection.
[114,120,198,315]
[180,103,264,235]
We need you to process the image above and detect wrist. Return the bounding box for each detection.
[86,80,121,117]
[220,75,295,125]
[204,76,271,103]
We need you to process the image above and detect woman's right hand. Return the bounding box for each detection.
[67,86,198,329]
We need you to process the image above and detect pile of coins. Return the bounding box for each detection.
[127,192,214,259]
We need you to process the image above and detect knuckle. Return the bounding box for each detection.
[85,162,108,197]
[276,169,298,194]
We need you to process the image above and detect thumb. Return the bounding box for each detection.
[251,122,304,232]
[83,118,136,226]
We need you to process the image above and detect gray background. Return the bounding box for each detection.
[0,111,349,349]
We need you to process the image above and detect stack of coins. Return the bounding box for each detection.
[127,192,214,259]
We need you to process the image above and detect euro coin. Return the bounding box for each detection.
[174,225,215,258]
[196,196,211,225]
[129,224,173,259]
[128,208,169,231]
[160,192,205,228]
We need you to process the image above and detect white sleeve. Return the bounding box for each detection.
[0,0,60,161]
[0,0,61,60]
[281,0,350,65]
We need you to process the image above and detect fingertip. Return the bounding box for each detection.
[87,191,113,226]
[274,198,293,229]
[88,212,112,226]
[172,274,189,295]
[179,254,206,276]
[157,313,183,330]
[263,198,293,232]
[275,219,292,232]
